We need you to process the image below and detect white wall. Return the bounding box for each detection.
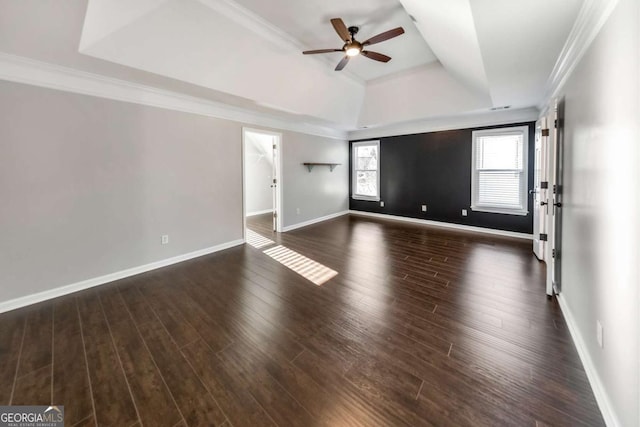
[280,131,349,229]
[0,79,243,305]
[244,131,273,215]
[553,0,640,425]
[0,79,349,309]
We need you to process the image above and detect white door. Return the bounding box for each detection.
[532,118,549,260]
[550,99,565,294]
[271,138,278,231]
[544,99,564,296]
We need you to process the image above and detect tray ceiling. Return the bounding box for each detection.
[0,0,583,132]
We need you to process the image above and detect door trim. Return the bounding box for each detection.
[533,117,549,261]
[242,127,283,237]
[543,98,565,296]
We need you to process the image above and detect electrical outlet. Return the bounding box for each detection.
[596,321,603,348]
[421,205,427,212]
[462,209,468,216]
[296,208,300,215]
[380,201,384,207]
[161,235,169,245]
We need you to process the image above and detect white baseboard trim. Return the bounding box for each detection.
[0,239,245,314]
[348,210,533,240]
[247,209,273,217]
[282,211,349,232]
[557,294,620,427]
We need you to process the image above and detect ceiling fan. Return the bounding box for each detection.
[303,18,405,71]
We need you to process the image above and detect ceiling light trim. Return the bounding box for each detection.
[539,0,619,109]
[0,52,348,140]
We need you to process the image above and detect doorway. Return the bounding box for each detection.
[242,128,282,239]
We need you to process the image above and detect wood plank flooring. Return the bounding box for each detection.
[0,213,604,426]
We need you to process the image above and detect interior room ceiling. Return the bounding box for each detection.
[469,0,583,109]
[230,0,439,81]
[0,0,584,133]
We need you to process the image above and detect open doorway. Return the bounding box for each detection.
[242,128,282,240]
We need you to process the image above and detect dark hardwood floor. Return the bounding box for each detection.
[0,213,604,426]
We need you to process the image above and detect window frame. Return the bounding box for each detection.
[351,140,381,201]
[470,126,529,216]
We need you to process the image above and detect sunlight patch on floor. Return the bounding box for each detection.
[263,245,338,286]
[246,229,276,248]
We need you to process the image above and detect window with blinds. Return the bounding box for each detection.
[352,140,380,201]
[471,126,529,215]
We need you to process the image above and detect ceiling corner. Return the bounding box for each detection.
[397,0,492,103]
[79,0,170,52]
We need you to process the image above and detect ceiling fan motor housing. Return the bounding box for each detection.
[344,41,363,56]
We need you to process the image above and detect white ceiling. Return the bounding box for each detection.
[399,0,490,98]
[231,0,438,81]
[0,0,584,134]
[469,0,584,109]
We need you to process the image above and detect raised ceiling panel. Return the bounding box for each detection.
[398,0,491,100]
[79,0,169,50]
[80,0,365,127]
[229,0,438,81]
[470,0,583,108]
[359,62,491,128]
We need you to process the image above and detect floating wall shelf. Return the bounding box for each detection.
[303,162,341,172]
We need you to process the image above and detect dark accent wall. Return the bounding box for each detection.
[350,122,535,234]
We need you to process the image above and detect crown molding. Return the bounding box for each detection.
[539,0,619,108]
[0,52,348,140]
[348,107,539,140]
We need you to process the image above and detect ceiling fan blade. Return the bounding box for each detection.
[331,18,352,42]
[362,27,405,46]
[335,56,350,71]
[303,49,343,54]
[361,51,392,63]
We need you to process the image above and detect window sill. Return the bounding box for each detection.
[470,206,529,216]
[352,195,380,202]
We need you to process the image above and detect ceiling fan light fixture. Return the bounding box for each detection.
[345,40,363,57]
[346,46,361,57]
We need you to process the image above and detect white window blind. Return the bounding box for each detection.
[352,141,380,201]
[471,127,528,215]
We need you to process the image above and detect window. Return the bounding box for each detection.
[471,126,528,215]
[352,140,380,201]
